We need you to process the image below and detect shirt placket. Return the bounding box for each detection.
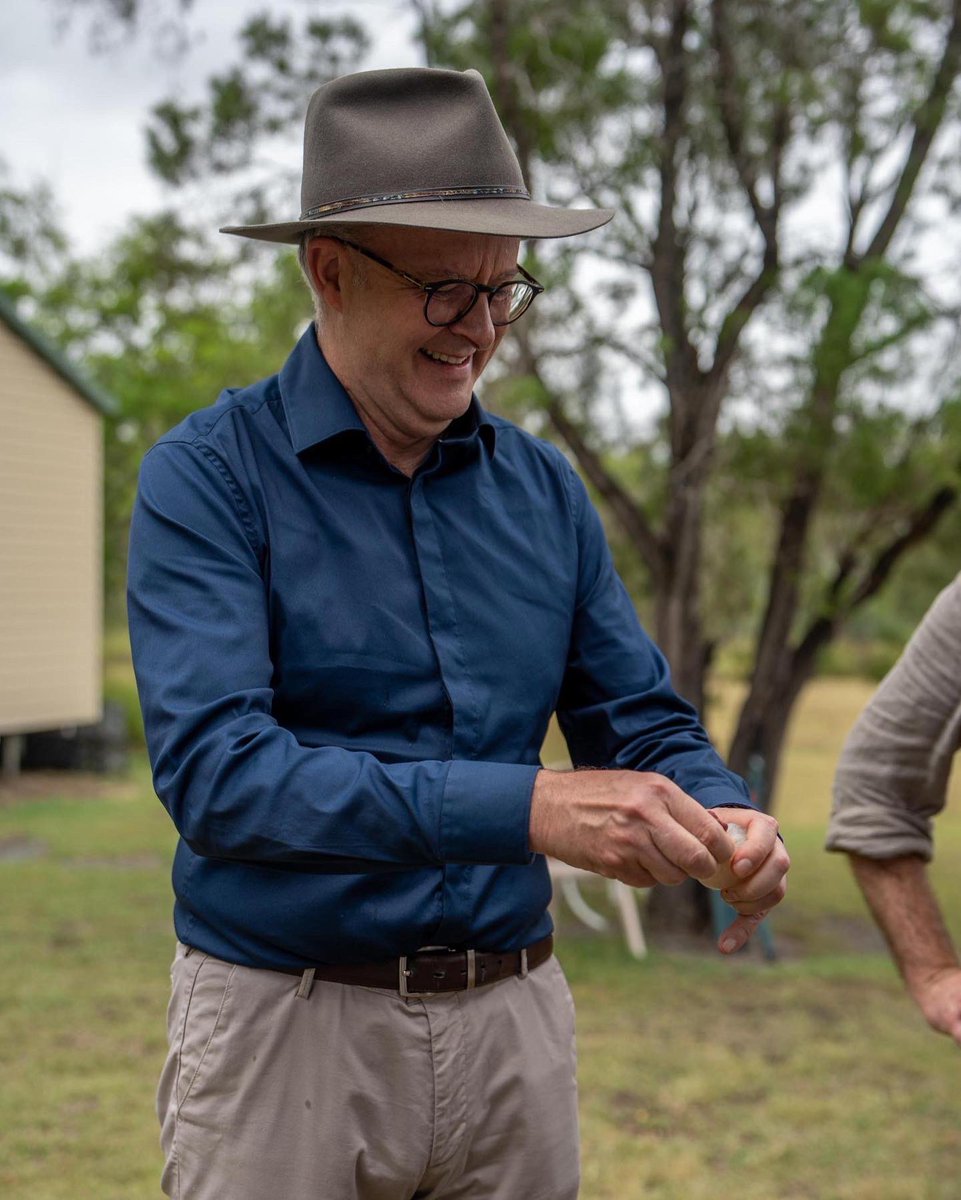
[407,472,482,760]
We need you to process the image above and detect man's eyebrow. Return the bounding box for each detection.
[425,265,523,283]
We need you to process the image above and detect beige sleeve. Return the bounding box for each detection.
[825,574,961,860]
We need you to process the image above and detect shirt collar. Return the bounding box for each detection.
[278,324,497,459]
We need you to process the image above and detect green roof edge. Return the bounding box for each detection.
[0,290,119,417]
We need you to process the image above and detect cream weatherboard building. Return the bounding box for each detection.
[0,292,116,772]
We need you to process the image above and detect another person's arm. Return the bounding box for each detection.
[826,574,961,1041]
[850,853,961,1044]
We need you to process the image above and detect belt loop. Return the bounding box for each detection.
[519,947,528,979]
[296,967,316,1000]
[466,948,477,989]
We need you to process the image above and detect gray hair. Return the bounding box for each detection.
[297,224,375,323]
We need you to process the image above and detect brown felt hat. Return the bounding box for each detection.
[220,67,613,243]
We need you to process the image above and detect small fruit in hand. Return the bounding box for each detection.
[702,822,748,890]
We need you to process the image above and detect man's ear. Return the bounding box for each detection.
[306,237,348,312]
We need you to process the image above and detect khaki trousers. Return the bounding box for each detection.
[157,942,580,1199]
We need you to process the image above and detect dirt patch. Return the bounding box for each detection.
[0,834,48,862]
[0,770,134,808]
[70,853,166,870]
[557,905,887,963]
[813,912,887,953]
[649,912,888,961]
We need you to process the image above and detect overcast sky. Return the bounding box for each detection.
[0,0,420,255]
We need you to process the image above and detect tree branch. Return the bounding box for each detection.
[709,259,779,387]
[650,0,701,408]
[865,0,961,260]
[793,483,958,672]
[710,0,766,229]
[486,0,536,189]
[704,0,785,391]
[847,485,957,610]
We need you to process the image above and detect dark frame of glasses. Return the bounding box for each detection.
[329,236,545,327]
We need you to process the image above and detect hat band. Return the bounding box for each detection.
[302,184,531,220]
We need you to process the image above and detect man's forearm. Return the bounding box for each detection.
[849,853,959,985]
[851,853,961,1045]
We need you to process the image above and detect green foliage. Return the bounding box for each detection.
[0,160,69,295]
[814,636,903,680]
[146,100,200,185]
[846,495,961,642]
[144,11,369,187]
[45,0,195,56]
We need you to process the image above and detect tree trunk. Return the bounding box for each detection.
[728,483,958,807]
[655,477,708,712]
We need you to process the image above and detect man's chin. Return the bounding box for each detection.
[423,387,475,423]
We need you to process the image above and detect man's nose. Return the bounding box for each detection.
[450,292,498,348]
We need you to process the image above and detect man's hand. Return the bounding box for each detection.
[906,968,961,1045]
[708,806,789,955]
[530,768,740,889]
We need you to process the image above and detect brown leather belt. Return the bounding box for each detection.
[268,934,553,997]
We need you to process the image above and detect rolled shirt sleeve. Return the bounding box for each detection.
[826,574,961,860]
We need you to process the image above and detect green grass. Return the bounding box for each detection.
[568,943,961,1199]
[0,761,174,1199]
[2,679,961,1197]
[103,624,145,748]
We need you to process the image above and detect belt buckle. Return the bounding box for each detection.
[398,953,440,998]
[398,949,477,997]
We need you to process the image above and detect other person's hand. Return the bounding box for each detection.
[906,967,961,1046]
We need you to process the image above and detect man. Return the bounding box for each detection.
[826,574,961,1047]
[129,67,789,1199]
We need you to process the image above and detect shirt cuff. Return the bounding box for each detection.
[441,760,540,865]
[694,788,757,812]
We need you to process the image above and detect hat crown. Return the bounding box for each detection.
[219,66,614,242]
[299,68,528,219]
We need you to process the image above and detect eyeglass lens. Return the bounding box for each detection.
[426,281,536,327]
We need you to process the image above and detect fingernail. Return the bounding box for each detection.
[720,937,737,953]
[733,858,754,878]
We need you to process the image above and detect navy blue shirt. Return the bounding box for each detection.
[128,326,751,969]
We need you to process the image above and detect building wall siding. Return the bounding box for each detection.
[0,321,104,734]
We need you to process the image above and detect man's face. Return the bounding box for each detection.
[320,226,521,450]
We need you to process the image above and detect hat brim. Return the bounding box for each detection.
[220,198,614,243]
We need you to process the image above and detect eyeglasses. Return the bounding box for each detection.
[331,236,544,327]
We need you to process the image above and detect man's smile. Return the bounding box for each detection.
[421,348,471,366]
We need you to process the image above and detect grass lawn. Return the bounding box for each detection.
[1,677,960,1198]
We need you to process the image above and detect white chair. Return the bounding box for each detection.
[547,859,647,960]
